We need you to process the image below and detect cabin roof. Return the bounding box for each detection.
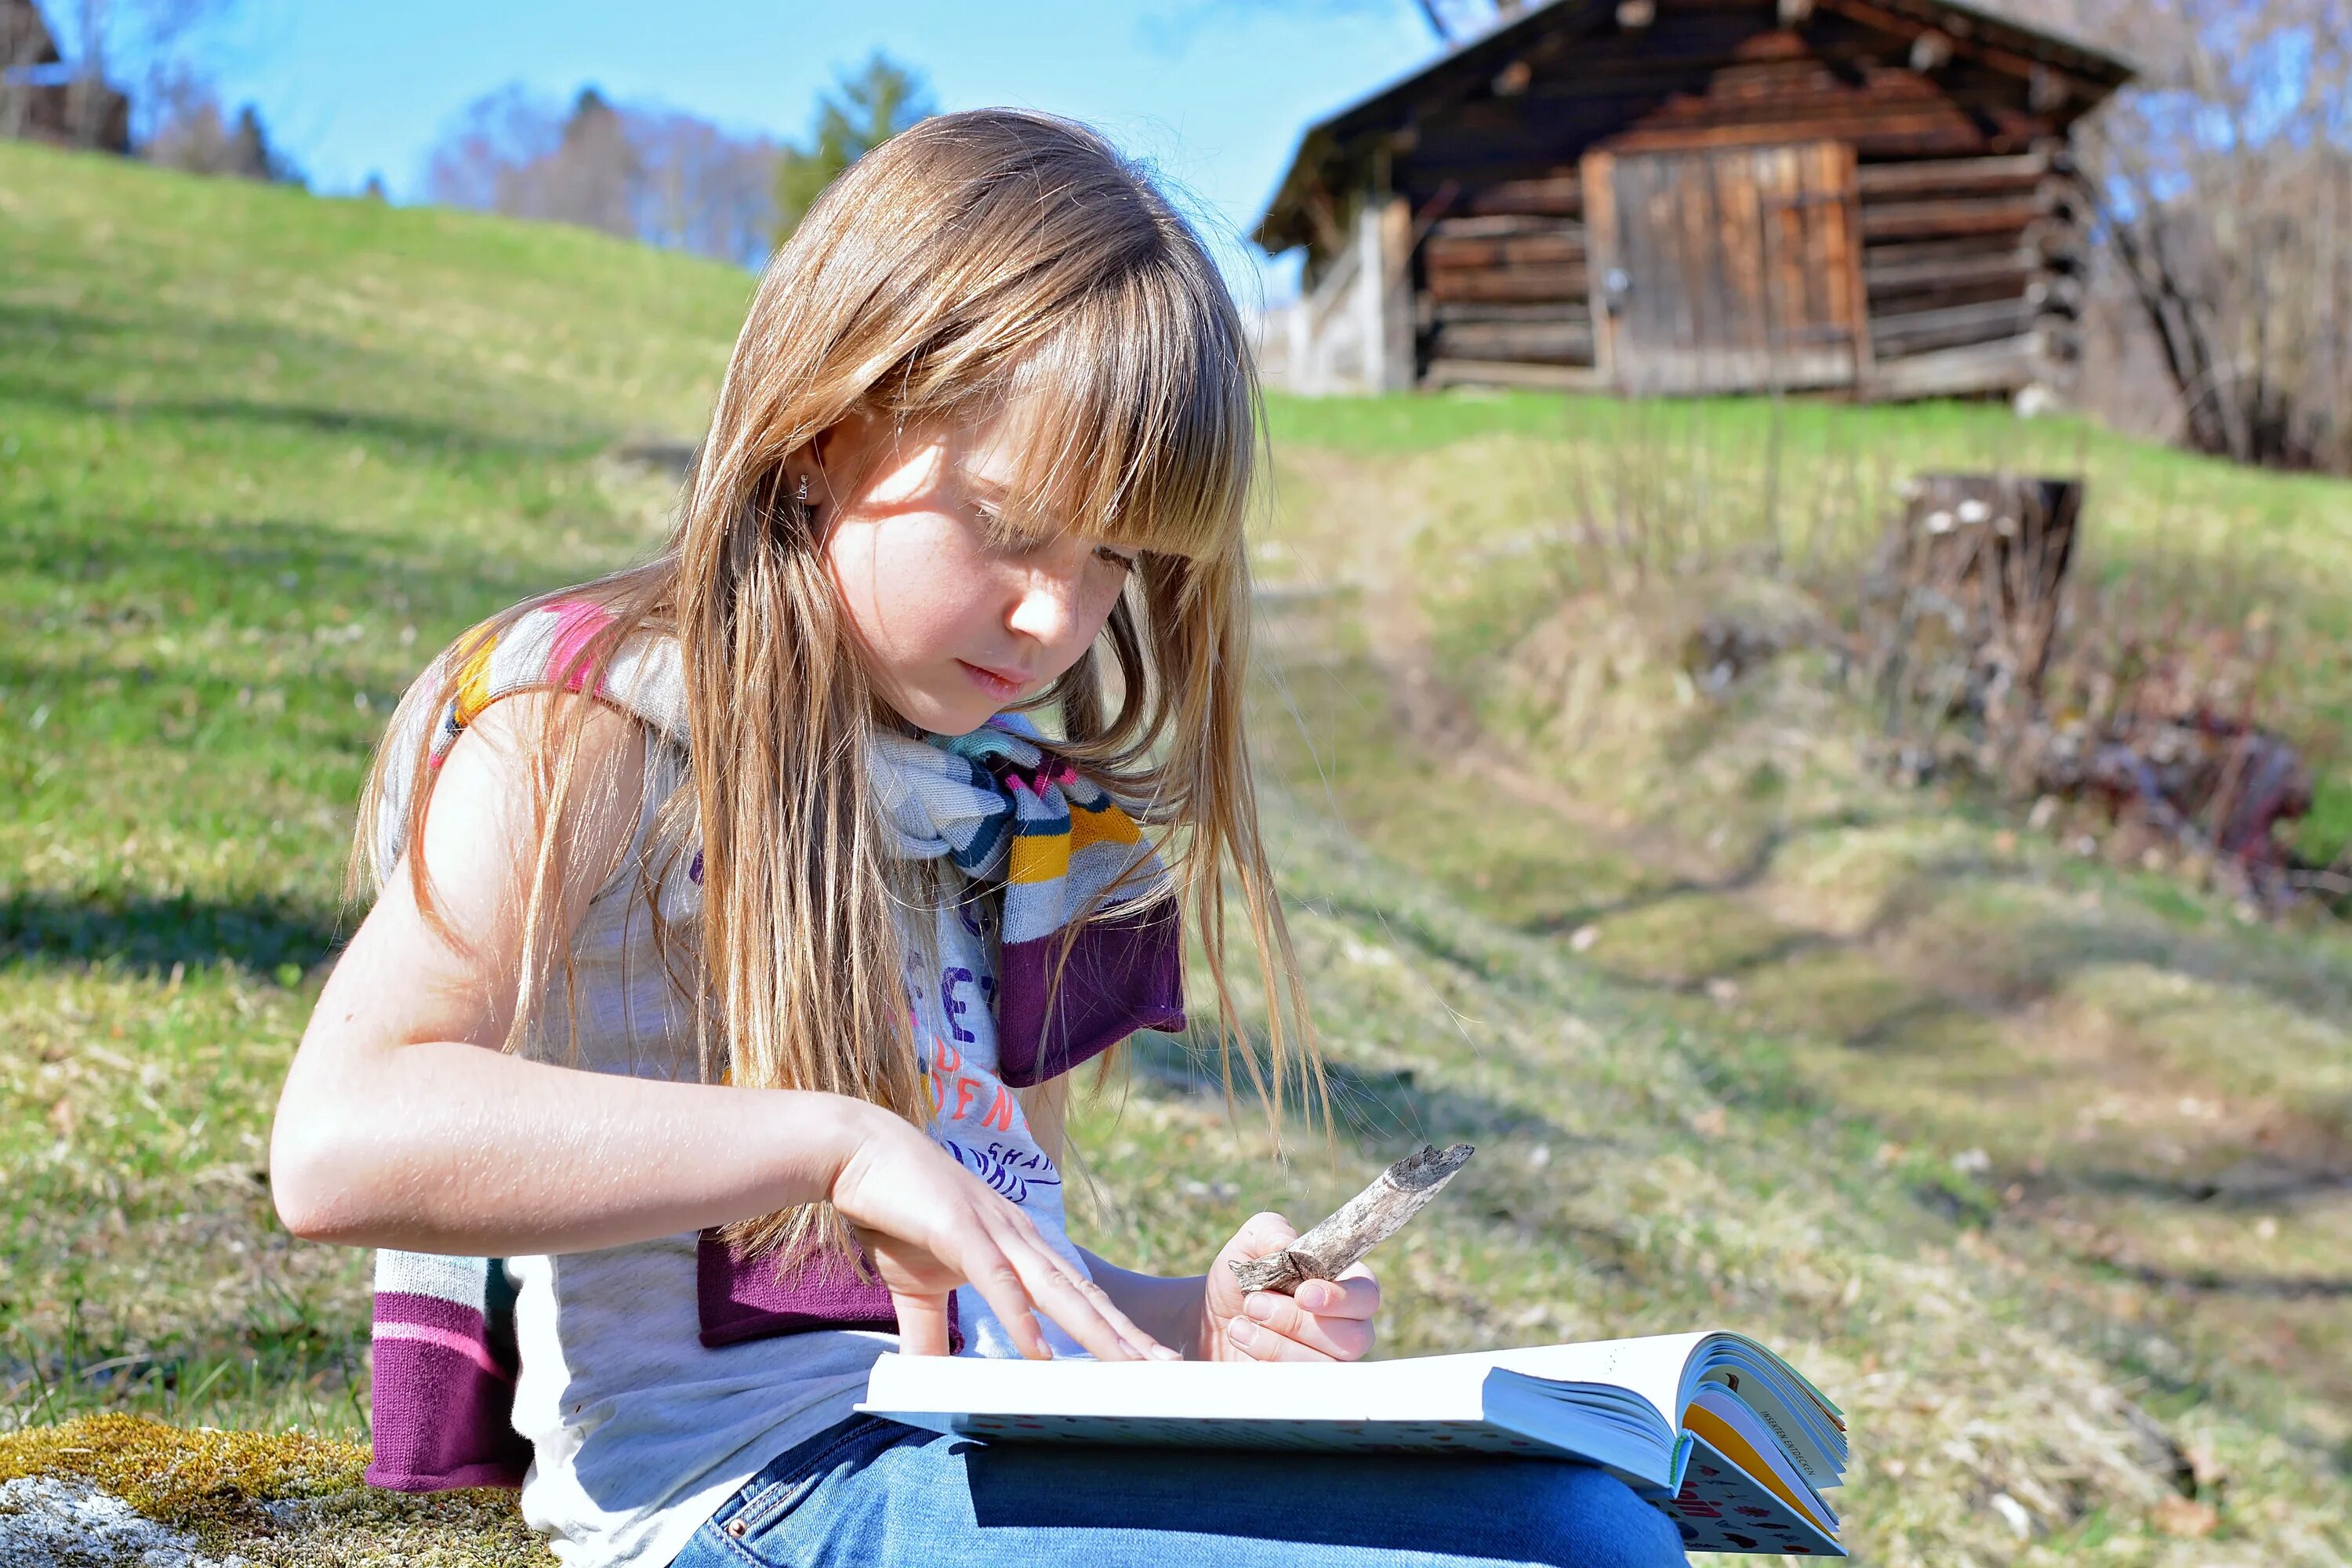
[1255,0,2135,252]
[3,0,64,67]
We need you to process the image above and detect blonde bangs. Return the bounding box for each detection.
[989,258,1257,565]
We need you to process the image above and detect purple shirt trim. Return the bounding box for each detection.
[696,1231,964,1352]
[994,892,1186,1087]
[365,1298,529,1492]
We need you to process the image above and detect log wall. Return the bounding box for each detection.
[1420,175,1597,387]
[1853,147,2085,397]
[1383,0,2098,398]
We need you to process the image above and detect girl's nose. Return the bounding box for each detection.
[1006,564,1082,648]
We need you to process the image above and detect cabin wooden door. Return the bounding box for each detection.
[1583,141,1868,396]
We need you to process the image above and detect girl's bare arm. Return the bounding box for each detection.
[271,695,844,1253]
[269,695,1165,1362]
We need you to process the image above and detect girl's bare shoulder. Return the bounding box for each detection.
[446,688,653,778]
[310,691,663,1050]
[419,691,658,906]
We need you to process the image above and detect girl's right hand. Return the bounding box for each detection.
[826,1105,1176,1363]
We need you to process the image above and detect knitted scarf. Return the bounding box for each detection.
[364,599,1185,1491]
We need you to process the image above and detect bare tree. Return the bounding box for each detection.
[425,83,782,268]
[49,0,226,149]
[630,107,779,268]
[423,83,560,213]
[2051,0,2352,472]
[533,88,638,238]
[426,87,640,240]
[142,72,299,181]
[67,0,107,144]
[2,1,50,142]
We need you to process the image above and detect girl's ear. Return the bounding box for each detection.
[807,407,882,510]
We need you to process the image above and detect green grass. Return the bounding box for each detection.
[1254,398,2352,1563]
[1265,386,2352,863]
[2,141,746,1446]
[6,139,2352,1564]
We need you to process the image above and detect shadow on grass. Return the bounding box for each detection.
[1990,905,2352,1034]
[2,1295,368,1435]
[1126,1026,1594,1155]
[3,508,548,615]
[0,891,343,977]
[2066,1163,2352,1209]
[2088,1256,2352,1301]
[1301,893,1554,996]
[1515,808,1886,941]
[1124,1029,1667,1287]
[118,396,596,463]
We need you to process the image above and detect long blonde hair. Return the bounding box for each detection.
[358,107,1319,1261]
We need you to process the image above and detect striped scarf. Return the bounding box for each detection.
[365,598,1184,1491]
[376,599,1166,953]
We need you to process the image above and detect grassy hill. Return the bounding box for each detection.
[4,140,2350,1566]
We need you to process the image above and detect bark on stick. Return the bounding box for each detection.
[1230,1143,1476,1294]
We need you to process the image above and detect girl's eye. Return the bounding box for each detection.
[976,503,1134,575]
[975,504,1045,554]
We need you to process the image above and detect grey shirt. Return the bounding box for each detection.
[507,741,1092,1567]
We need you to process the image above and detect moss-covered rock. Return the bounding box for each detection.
[0,1416,550,1566]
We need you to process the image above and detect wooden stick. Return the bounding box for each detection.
[1229,1144,1476,1295]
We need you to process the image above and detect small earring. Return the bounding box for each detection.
[795,473,811,503]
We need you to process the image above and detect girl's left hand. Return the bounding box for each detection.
[1198,1211,1380,1363]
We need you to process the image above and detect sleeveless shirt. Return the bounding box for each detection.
[506,735,1102,1567]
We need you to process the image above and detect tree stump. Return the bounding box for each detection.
[1865,474,2084,735]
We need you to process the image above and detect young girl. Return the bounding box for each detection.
[270,110,1684,1568]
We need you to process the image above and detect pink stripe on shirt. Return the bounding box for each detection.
[543,600,615,695]
[376,1319,515,1381]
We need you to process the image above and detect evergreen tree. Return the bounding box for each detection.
[772,53,934,245]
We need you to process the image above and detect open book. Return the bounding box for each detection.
[860,1332,1847,1557]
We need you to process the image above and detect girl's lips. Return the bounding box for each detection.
[956,659,1028,699]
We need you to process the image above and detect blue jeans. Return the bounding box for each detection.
[668,1414,1690,1568]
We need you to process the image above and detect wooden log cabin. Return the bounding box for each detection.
[1255,0,2132,401]
[2,0,130,152]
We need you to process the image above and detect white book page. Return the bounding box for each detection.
[1477,1334,1711,1429]
[862,1348,1493,1425]
[861,1332,1715,1430]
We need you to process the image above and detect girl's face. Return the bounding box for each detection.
[805,410,1140,738]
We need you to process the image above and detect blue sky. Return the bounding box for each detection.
[187,0,1446,300]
